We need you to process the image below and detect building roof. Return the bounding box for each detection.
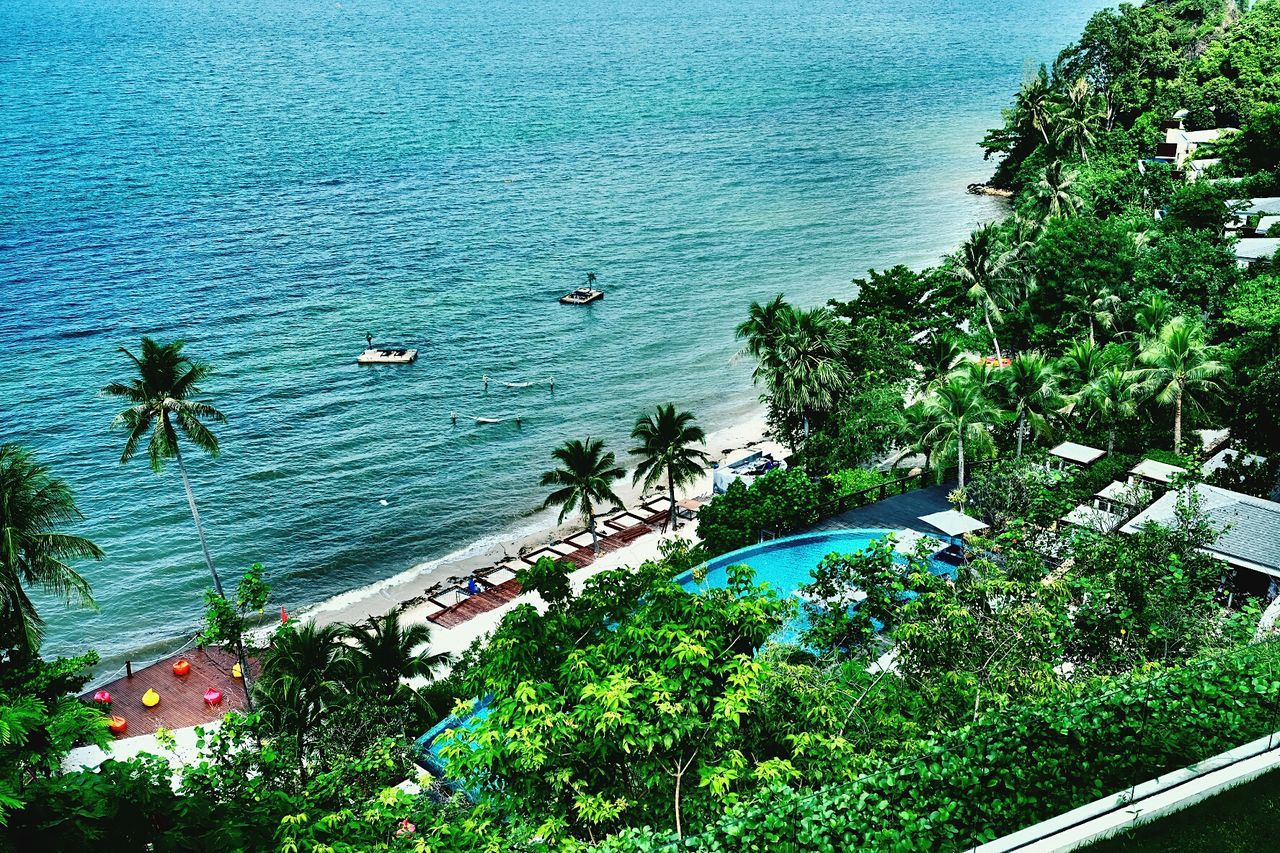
[1257,215,1280,234]
[1049,441,1106,465]
[1129,458,1186,485]
[1238,196,1280,215]
[1184,128,1234,144]
[1062,504,1123,533]
[1235,238,1280,263]
[1119,484,1280,577]
[1202,447,1269,475]
[918,509,988,538]
[1095,480,1150,505]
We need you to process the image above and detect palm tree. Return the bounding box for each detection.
[1057,339,1105,421]
[255,621,345,785]
[341,610,451,704]
[1131,292,1173,344]
[758,306,852,442]
[1136,317,1228,452]
[735,294,792,362]
[920,335,964,389]
[1016,69,1055,146]
[917,377,1002,493]
[1085,365,1141,454]
[1034,161,1082,222]
[630,405,711,530]
[0,444,102,655]
[541,438,625,554]
[103,338,227,596]
[1065,281,1120,344]
[1053,78,1104,162]
[1001,352,1059,457]
[102,337,252,704]
[953,224,1017,363]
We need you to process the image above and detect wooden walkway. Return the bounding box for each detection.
[81,647,258,738]
[810,484,955,533]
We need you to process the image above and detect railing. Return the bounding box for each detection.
[807,457,1001,529]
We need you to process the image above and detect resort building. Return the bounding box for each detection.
[1120,484,1280,596]
[1235,237,1280,268]
[1047,441,1106,470]
[1127,458,1187,490]
[1153,115,1235,174]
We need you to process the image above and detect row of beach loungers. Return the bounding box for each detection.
[423,496,675,629]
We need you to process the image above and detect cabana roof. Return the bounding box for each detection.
[1129,458,1186,485]
[1062,504,1124,533]
[918,509,989,538]
[1049,441,1106,466]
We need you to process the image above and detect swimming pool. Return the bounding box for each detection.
[676,529,950,641]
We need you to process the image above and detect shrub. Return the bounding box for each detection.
[696,468,821,556]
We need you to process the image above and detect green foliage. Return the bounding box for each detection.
[515,555,575,606]
[198,562,269,653]
[963,458,1074,530]
[800,384,906,477]
[695,468,821,556]
[441,562,792,841]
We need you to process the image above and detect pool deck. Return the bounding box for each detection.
[809,483,955,534]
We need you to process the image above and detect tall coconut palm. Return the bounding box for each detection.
[341,610,451,704]
[1001,352,1060,457]
[1131,291,1173,344]
[1034,160,1082,222]
[1016,69,1055,146]
[917,377,1002,493]
[255,621,345,785]
[1065,281,1120,344]
[102,337,252,704]
[541,438,625,554]
[630,405,710,530]
[1085,365,1141,454]
[953,224,1017,363]
[0,444,102,655]
[759,306,852,442]
[1136,317,1228,452]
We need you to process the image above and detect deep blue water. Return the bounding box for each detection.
[0,0,1109,660]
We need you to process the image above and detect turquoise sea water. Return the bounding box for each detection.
[0,0,1109,660]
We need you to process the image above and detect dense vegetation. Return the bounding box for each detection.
[3,0,1280,850]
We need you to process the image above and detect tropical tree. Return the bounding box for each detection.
[1033,161,1082,221]
[341,610,451,704]
[0,445,101,656]
[1001,352,1060,457]
[1136,317,1228,451]
[953,224,1017,362]
[735,294,791,361]
[920,335,964,389]
[102,337,253,701]
[1131,291,1173,343]
[757,307,853,443]
[540,438,625,554]
[1053,78,1104,162]
[1084,365,1142,453]
[630,405,710,530]
[1065,280,1120,344]
[916,377,1002,492]
[1016,69,1055,146]
[254,621,346,786]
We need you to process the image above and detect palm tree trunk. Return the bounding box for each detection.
[1174,388,1183,452]
[985,306,1003,363]
[1016,415,1025,458]
[587,502,599,554]
[667,466,678,531]
[1108,426,1116,455]
[173,444,254,711]
[957,432,966,495]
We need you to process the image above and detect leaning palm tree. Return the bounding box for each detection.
[341,610,451,704]
[0,444,102,655]
[917,377,1002,493]
[541,438,625,554]
[1001,352,1060,458]
[255,621,345,785]
[1085,365,1142,454]
[102,337,253,704]
[1016,69,1055,146]
[1033,160,1082,222]
[1136,317,1228,452]
[953,224,1017,363]
[630,405,711,530]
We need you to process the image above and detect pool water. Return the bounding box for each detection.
[677,529,950,643]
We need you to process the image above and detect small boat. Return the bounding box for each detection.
[356,348,418,365]
[559,287,604,305]
[475,417,501,424]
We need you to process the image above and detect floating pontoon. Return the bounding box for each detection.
[356,348,418,365]
[559,287,604,305]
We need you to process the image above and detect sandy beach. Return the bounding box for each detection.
[272,406,780,639]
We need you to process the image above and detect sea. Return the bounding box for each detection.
[0,0,1111,662]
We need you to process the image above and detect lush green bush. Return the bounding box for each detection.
[696,468,821,556]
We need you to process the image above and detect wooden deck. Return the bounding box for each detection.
[81,647,259,738]
[427,578,524,629]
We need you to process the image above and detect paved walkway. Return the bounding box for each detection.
[810,483,955,533]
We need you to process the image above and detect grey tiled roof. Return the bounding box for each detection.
[1120,484,1280,574]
